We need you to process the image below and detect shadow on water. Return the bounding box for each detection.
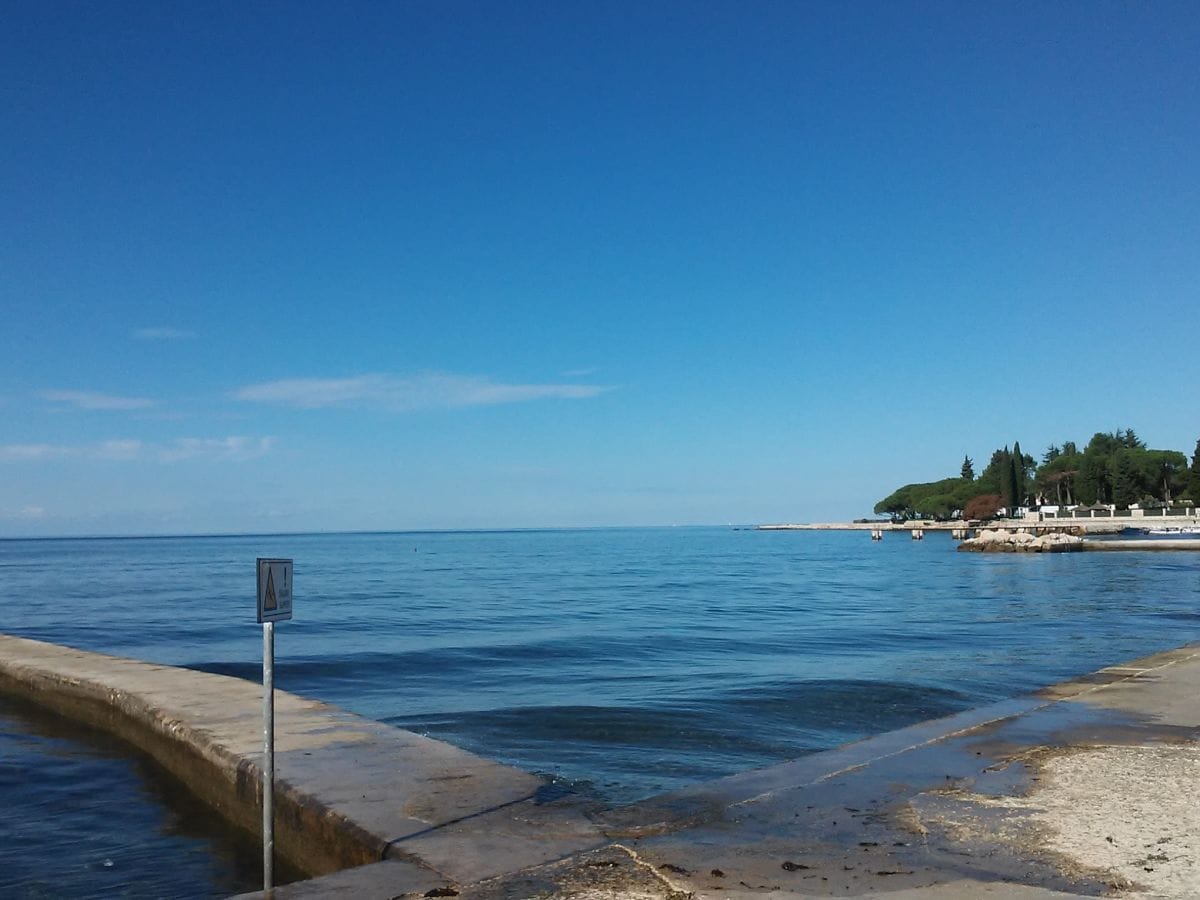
[0,692,303,900]
[382,677,972,804]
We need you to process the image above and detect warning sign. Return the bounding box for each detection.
[257,558,293,623]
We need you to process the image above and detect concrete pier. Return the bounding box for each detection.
[3,634,1200,898]
[0,634,601,889]
[1082,539,1200,552]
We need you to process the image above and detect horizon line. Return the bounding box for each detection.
[0,523,753,542]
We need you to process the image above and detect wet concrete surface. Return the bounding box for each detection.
[574,644,1199,900]
[3,633,1197,899]
[258,643,1200,899]
[1082,540,1200,552]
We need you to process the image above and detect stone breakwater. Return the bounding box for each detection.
[958,529,1084,553]
[0,634,594,885]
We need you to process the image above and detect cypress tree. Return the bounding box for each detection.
[961,455,974,480]
[995,445,1014,509]
[1189,439,1200,502]
[1012,441,1025,504]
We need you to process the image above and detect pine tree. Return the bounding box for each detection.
[1112,451,1141,509]
[961,455,974,480]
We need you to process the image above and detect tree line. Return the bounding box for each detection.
[874,430,1200,521]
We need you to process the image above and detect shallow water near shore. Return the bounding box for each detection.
[0,693,286,899]
[2,526,1200,897]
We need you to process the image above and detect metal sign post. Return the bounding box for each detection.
[262,618,274,890]
[256,558,293,893]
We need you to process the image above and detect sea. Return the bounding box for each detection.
[2,526,1199,898]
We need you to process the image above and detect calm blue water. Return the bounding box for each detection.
[2,527,1199,897]
[0,693,279,898]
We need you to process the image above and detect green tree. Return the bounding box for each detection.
[872,430,1193,520]
[1036,454,1079,505]
[915,494,958,520]
[1076,453,1111,505]
[977,447,1013,504]
[1189,439,1200,503]
[873,487,912,519]
[1085,431,1122,457]
[874,477,975,520]
[1075,431,1150,505]
[1012,440,1029,505]
[1120,428,1145,449]
[1142,450,1188,504]
[1111,450,1142,509]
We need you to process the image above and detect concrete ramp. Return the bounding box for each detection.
[0,634,603,889]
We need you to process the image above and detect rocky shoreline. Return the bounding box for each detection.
[958,529,1084,552]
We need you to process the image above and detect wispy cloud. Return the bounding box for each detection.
[157,436,274,462]
[132,327,195,341]
[0,437,272,463]
[0,441,139,462]
[0,444,73,462]
[94,439,144,460]
[39,389,156,411]
[234,372,611,411]
[0,506,48,521]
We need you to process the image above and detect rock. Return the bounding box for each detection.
[958,530,1083,553]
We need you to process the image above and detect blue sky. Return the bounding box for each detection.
[2,2,1198,536]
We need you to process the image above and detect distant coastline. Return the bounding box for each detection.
[755,515,1200,534]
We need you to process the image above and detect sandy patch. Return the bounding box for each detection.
[1024,744,1199,898]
